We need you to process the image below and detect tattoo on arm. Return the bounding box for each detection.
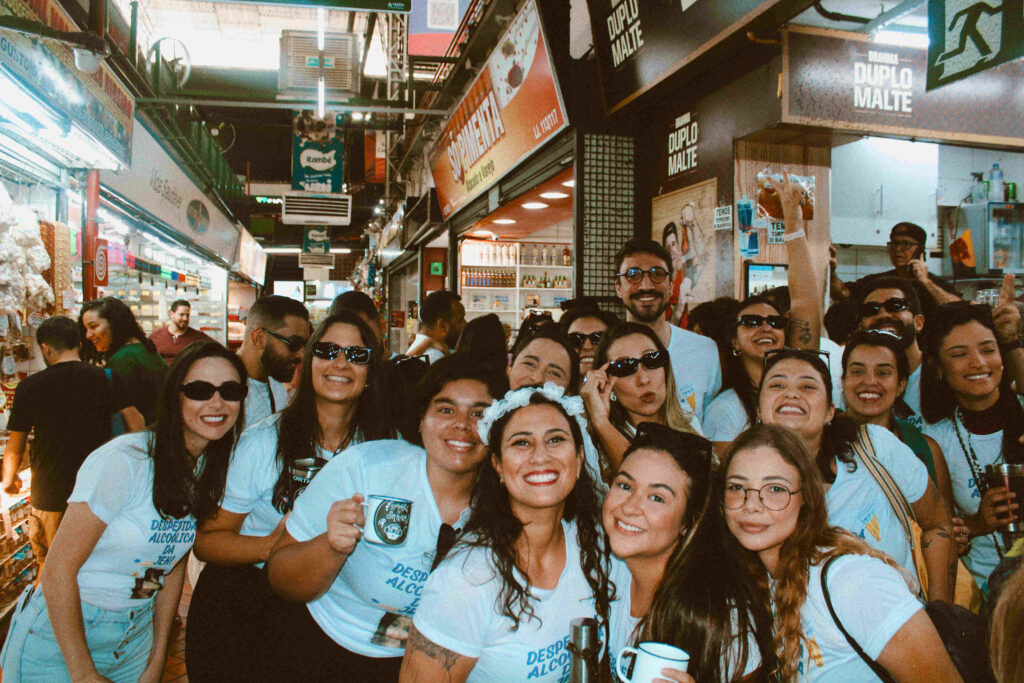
[407,625,461,674]
[792,318,813,346]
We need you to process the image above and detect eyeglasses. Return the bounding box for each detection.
[180,380,248,402]
[762,347,831,370]
[606,349,669,378]
[887,239,920,250]
[724,483,802,511]
[311,342,374,364]
[615,266,670,284]
[521,311,555,337]
[858,297,910,318]
[736,314,787,330]
[568,331,604,349]
[262,328,308,353]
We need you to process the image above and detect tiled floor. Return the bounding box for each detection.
[161,579,192,683]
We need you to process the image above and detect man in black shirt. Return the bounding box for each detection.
[2,316,144,562]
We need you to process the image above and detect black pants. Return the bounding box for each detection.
[185,562,303,683]
[265,597,403,683]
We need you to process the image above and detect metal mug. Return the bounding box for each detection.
[984,464,1024,534]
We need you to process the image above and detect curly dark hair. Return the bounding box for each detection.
[460,392,608,629]
[79,297,156,362]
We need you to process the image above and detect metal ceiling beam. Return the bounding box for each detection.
[136,97,443,115]
[860,0,926,34]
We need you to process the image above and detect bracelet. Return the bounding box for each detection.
[782,228,806,242]
[999,338,1023,353]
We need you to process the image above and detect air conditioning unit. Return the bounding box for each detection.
[282,192,352,226]
[279,30,360,99]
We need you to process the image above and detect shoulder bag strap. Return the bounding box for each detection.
[850,425,917,543]
[820,556,897,683]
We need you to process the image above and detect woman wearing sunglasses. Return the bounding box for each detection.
[186,311,393,682]
[559,304,621,377]
[920,297,1024,588]
[704,171,820,452]
[266,354,507,681]
[758,348,955,604]
[401,384,607,682]
[507,324,581,395]
[604,423,774,682]
[1,341,245,683]
[722,425,962,682]
[582,323,700,479]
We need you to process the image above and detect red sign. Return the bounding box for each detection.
[429,0,568,219]
[389,310,406,329]
[93,239,108,287]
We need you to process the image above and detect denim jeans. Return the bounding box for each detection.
[0,586,155,682]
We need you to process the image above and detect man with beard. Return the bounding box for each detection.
[613,238,721,422]
[237,295,311,427]
[856,278,927,427]
[406,290,466,363]
[149,299,212,363]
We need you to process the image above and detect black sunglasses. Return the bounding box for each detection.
[311,342,374,364]
[568,331,604,348]
[606,349,669,378]
[262,328,307,353]
[615,266,670,285]
[859,297,910,318]
[521,311,555,336]
[736,314,787,330]
[180,380,248,402]
[763,347,831,371]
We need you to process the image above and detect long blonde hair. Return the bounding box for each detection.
[722,425,914,682]
[990,564,1024,683]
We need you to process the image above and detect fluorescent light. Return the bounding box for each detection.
[873,30,929,49]
[316,7,325,51]
[522,202,548,210]
[330,248,352,253]
[352,112,364,121]
[539,192,569,199]
[562,179,575,187]
[492,219,516,225]
[472,230,495,238]
[264,247,302,254]
[317,78,325,118]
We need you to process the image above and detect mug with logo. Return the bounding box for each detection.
[363,495,413,545]
[617,642,689,683]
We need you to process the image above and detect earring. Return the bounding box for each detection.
[732,348,740,357]
[610,392,617,402]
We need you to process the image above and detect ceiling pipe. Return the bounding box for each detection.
[812,1,870,24]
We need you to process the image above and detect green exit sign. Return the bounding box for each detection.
[215,0,409,10]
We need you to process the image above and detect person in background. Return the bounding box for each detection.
[2,316,144,564]
[149,299,212,364]
[79,297,167,426]
[687,297,739,340]
[989,566,1024,683]
[506,324,580,394]
[455,313,508,375]
[823,298,860,347]
[558,303,620,377]
[613,238,720,421]
[0,341,247,683]
[831,222,961,318]
[328,290,384,348]
[236,295,311,428]
[722,425,962,682]
[406,290,466,364]
[401,385,608,682]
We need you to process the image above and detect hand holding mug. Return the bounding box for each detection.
[972,487,1018,535]
[326,494,365,556]
[617,642,689,683]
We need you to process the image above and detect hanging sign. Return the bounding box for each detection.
[303,226,331,254]
[293,137,345,193]
[664,111,699,180]
[429,0,568,219]
[927,0,1024,90]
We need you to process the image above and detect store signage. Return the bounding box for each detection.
[303,226,331,254]
[103,120,241,261]
[93,239,108,287]
[783,26,1024,147]
[927,0,1024,90]
[0,0,134,165]
[293,137,345,193]
[586,0,789,115]
[429,0,568,219]
[211,0,408,10]
[665,111,699,179]
[235,228,267,285]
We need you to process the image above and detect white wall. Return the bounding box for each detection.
[938,146,1024,206]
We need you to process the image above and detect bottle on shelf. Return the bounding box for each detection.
[531,244,539,265]
[563,245,572,266]
[989,163,1005,202]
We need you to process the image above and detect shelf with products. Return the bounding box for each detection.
[0,460,34,616]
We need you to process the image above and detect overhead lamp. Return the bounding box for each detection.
[493,218,516,225]
[562,179,575,188]
[873,30,929,49]
[539,191,569,199]
[264,246,302,254]
[522,202,548,210]
[472,230,495,238]
[330,248,352,253]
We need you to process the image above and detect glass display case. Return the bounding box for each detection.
[941,202,1024,277]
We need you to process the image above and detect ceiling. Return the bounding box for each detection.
[465,167,575,241]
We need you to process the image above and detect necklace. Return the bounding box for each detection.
[952,408,1005,560]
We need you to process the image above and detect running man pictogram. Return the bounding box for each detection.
[936,1,1002,63]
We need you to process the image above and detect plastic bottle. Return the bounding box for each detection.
[989,163,1004,202]
[971,173,988,203]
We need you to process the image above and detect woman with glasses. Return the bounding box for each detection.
[604,423,774,682]
[758,347,955,603]
[920,292,1024,589]
[582,323,700,479]
[558,304,621,377]
[1,341,246,683]
[266,354,507,681]
[722,425,962,682]
[186,311,394,682]
[79,297,167,426]
[507,324,580,394]
[703,171,820,451]
[401,384,607,682]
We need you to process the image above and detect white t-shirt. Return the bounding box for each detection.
[825,424,928,578]
[667,325,722,422]
[244,377,290,428]
[287,439,468,658]
[414,520,599,683]
[704,389,751,443]
[795,554,922,682]
[222,413,352,568]
[409,334,446,364]
[901,366,923,430]
[922,416,1004,586]
[820,337,845,409]
[67,432,198,610]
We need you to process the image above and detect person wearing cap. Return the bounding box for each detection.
[831,222,961,318]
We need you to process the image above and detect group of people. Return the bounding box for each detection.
[0,171,1021,682]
